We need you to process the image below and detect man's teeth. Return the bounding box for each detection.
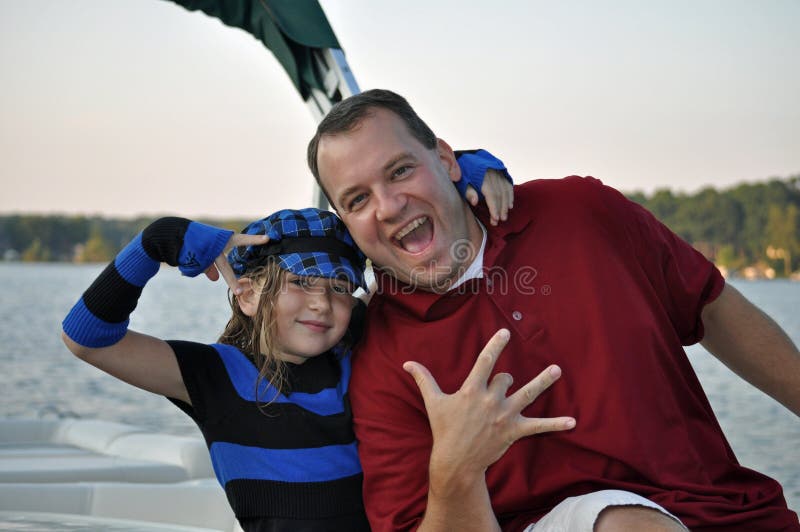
[394,217,428,241]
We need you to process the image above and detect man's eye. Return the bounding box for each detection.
[290,278,309,288]
[348,193,368,211]
[392,165,411,179]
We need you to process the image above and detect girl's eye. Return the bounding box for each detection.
[331,284,350,295]
[290,278,309,288]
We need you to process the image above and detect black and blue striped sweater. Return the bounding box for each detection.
[167,341,370,532]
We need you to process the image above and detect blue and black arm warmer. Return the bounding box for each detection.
[454,149,513,199]
[62,217,233,348]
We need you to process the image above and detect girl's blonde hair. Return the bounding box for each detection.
[218,262,291,405]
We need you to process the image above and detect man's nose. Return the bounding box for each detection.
[375,187,406,222]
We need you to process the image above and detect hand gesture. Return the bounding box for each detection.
[204,233,269,294]
[403,329,574,481]
[464,169,514,226]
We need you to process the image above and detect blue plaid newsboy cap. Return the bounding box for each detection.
[227,208,367,291]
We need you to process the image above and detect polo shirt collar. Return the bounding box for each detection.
[449,220,487,290]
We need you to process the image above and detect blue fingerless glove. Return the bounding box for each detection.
[169,220,234,277]
[62,217,233,347]
[454,149,513,200]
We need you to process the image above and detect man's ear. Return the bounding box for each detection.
[436,138,461,184]
[236,278,260,317]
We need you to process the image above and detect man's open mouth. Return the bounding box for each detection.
[393,216,433,254]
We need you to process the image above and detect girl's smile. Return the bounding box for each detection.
[273,274,354,364]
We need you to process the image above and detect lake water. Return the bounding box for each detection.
[1,263,798,512]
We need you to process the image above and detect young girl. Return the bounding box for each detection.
[61,155,515,531]
[64,208,372,530]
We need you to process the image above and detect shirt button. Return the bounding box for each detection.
[486,279,493,288]
[512,311,522,321]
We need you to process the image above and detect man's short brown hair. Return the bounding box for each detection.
[307,89,437,205]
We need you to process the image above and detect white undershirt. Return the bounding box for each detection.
[449,219,487,291]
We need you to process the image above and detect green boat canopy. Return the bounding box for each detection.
[167,0,342,99]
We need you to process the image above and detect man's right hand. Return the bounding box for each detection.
[403,328,575,531]
[404,328,575,480]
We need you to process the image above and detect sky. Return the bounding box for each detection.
[1,0,798,219]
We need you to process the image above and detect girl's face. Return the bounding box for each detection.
[272,273,355,364]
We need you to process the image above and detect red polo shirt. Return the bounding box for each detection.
[350,176,798,531]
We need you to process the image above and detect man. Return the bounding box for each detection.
[307,89,800,531]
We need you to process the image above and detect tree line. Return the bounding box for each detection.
[1,176,798,276]
[627,177,799,276]
[0,215,248,264]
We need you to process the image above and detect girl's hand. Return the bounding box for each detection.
[204,233,269,294]
[464,169,514,226]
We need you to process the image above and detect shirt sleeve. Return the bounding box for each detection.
[165,340,227,423]
[592,179,725,344]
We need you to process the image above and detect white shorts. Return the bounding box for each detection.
[523,489,687,532]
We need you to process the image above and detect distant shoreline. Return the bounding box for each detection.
[2,259,798,282]
[2,176,798,275]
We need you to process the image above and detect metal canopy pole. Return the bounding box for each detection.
[306,48,361,209]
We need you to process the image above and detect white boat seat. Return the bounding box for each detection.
[0,510,225,532]
[0,480,240,531]
[0,418,214,483]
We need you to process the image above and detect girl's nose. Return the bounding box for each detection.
[307,286,332,312]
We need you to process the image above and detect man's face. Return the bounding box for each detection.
[316,108,482,291]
